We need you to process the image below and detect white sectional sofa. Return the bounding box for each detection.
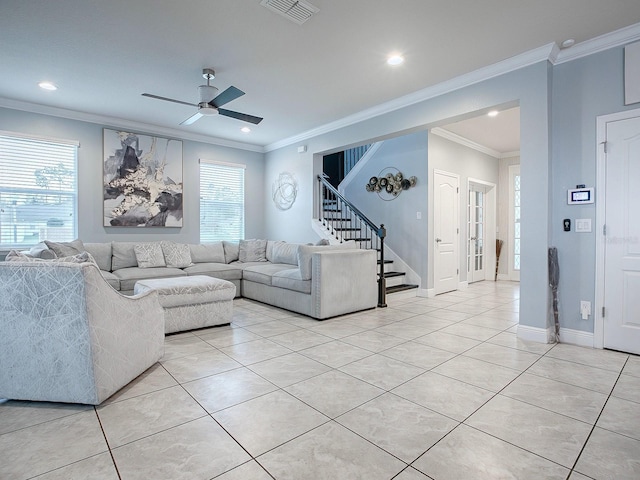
[29,238,378,320]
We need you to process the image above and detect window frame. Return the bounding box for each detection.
[199,159,246,243]
[0,130,79,250]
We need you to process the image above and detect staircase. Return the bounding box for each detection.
[317,175,418,306]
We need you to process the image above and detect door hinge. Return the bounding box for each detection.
[457,268,459,275]
[602,141,608,154]
[603,224,607,236]
[457,187,459,193]
[457,228,459,234]
[602,306,605,318]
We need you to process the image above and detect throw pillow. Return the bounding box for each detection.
[222,241,239,264]
[271,242,300,265]
[238,239,268,262]
[134,243,166,268]
[44,239,85,257]
[189,242,225,263]
[161,241,192,268]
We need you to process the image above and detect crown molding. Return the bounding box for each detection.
[554,22,640,65]
[265,44,556,152]
[0,97,265,153]
[431,128,520,159]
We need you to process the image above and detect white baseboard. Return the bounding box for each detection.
[559,328,595,348]
[425,288,436,298]
[517,324,555,344]
[497,273,510,281]
[458,281,469,290]
[516,324,596,348]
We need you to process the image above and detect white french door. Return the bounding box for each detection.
[468,188,486,283]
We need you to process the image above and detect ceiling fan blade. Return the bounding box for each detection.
[180,112,203,125]
[210,86,245,108]
[218,108,263,125]
[142,93,197,107]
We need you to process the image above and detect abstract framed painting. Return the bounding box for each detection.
[103,129,183,227]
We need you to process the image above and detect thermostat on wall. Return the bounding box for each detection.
[567,186,594,204]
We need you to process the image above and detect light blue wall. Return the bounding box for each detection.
[343,132,429,285]
[0,107,265,244]
[265,61,552,332]
[550,46,637,333]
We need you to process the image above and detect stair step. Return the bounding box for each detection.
[377,259,393,265]
[385,284,419,294]
[381,271,405,278]
[333,227,360,232]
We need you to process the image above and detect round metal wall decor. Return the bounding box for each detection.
[365,167,417,201]
[272,171,298,210]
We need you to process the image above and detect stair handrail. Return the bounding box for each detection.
[317,174,387,307]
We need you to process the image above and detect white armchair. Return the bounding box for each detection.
[0,260,164,404]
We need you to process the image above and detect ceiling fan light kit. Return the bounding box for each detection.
[142,68,263,126]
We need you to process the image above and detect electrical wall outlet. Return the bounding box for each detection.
[580,300,591,320]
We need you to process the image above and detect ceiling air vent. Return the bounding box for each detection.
[260,0,319,25]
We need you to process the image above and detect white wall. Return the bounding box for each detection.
[0,107,266,244]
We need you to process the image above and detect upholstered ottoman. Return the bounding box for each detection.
[134,275,236,334]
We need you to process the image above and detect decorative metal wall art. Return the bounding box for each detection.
[366,167,417,201]
[272,171,298,210]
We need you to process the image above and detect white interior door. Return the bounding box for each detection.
[434,170,459,294]
[468,188,486,283]
[602,114,640,354]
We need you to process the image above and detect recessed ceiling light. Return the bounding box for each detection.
[561,38,576,49]
[387,54,404,66]
[487,110,499,117]
[38,81,57,91]
[241,127,251,133]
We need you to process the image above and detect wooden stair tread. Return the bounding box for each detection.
[385,284,419,294]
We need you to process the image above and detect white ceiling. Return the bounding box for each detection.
[1,1,639,151]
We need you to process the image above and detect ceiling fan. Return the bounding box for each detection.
[142,68,263,126]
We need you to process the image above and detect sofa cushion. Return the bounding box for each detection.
[112,266,186,292]
[271,242,300,265]
[183,262,244,281]
[238,239,267,262]
[134,243,166,268]
[161,241,192,268]
[44,239,85,257]
[111,242,139,271]
[189,242,225,263]
[297,241,358,280]
[272,268,311,294]
[84,243,112,272]
[222,241,239,263]
[242,263,298,286]
[100,270,120,290]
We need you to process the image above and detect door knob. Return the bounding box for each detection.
[435,238,442,243]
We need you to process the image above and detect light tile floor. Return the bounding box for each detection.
[1,281,639,479]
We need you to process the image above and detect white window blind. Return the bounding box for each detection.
[200,160,245,242]
[0,132,78,249]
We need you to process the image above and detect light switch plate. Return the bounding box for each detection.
[575,218,592,233]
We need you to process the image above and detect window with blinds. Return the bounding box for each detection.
[0,132,78,249]
[199,160,245,242]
